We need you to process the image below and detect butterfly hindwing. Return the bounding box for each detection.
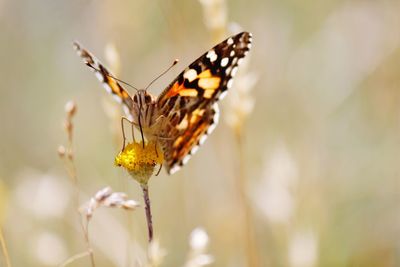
[157,103,220,174]
[156,32,252,174]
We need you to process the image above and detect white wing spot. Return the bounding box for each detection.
[103,84,112,94]
[231,57,238,65]
[207,123,216,134]
[225,66,232,75]
[112,94,122,103]
[219,90,228,100]
[113,94,122,103]
[227,38,234,45]
[220,57,229,67]
[206,50,218,62]
[190,145,199,155]
[95,72,105,82]
[183,69,198,82]
[237,58,243,65]
[227,79,233,89]
[170,165,180,175]
[199,134,208,145]
[230,50,235,57]
[207,105,220,133]
[182,154,191,165]
[247,43,252,49]
[231,66,238,76]
[213,103,220,124]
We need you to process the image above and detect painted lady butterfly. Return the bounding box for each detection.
[74,32,253,174]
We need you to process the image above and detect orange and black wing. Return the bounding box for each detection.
[156,32,253,174]
[73,42,133,114]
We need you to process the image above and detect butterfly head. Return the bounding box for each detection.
[131,89,156,132]
[133,89,154,108]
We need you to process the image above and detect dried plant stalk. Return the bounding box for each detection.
[58,101,95,267]
[80,186,139,221]
[0,226,11,267]
[115,140,164,243]
[198,0,260,266]
[235,133,259,267]
[141,184,153,242]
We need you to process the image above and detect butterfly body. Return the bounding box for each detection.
[131,89,158,133]
[74,32,252,174]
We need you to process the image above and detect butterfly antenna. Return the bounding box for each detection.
[86,64,139,91]
[145,59,179,91]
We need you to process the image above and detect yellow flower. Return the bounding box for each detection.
[115,140,164,184]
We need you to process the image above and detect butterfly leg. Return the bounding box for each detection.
[149,115,176,140]
[149,115,167,156]
[154,141,159,158]
[155,163,162,176]
[131,120,135,142]
[120,116,135,151]
[152,138,163,175]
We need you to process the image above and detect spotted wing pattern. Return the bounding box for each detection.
[156,32,253,174]
[73,32,253,175]
[73,42,133,114]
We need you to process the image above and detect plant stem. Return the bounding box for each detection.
[59,251,91,267]
[69,167,95,266]
[0,226,11,267]
[82,219,96,267]
[141,183,153,242]
[63,160,95,267]
[235,131,260,267]
[61,108,96,267]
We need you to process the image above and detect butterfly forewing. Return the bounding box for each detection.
[73,42,134,115]
[155,32,253,174]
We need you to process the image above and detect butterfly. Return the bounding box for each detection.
[73,31,253,174]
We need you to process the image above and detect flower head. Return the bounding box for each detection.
[115,140,164,184]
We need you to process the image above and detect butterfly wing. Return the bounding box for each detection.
[155,31,253,174]
[73,42,133,115]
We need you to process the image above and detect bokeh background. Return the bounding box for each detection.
[1,0,400,266]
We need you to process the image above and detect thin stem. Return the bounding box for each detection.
[124,179,135,267]
[61,110,96,267]
[58,251,91,267]
[60,160,95,267]
[141,183,153,242]
[83,219,95,267]
[69,166,95,266]
[235,131,260,267]
[0,226,11,267]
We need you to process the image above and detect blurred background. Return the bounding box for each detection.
[1,0,400,266]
